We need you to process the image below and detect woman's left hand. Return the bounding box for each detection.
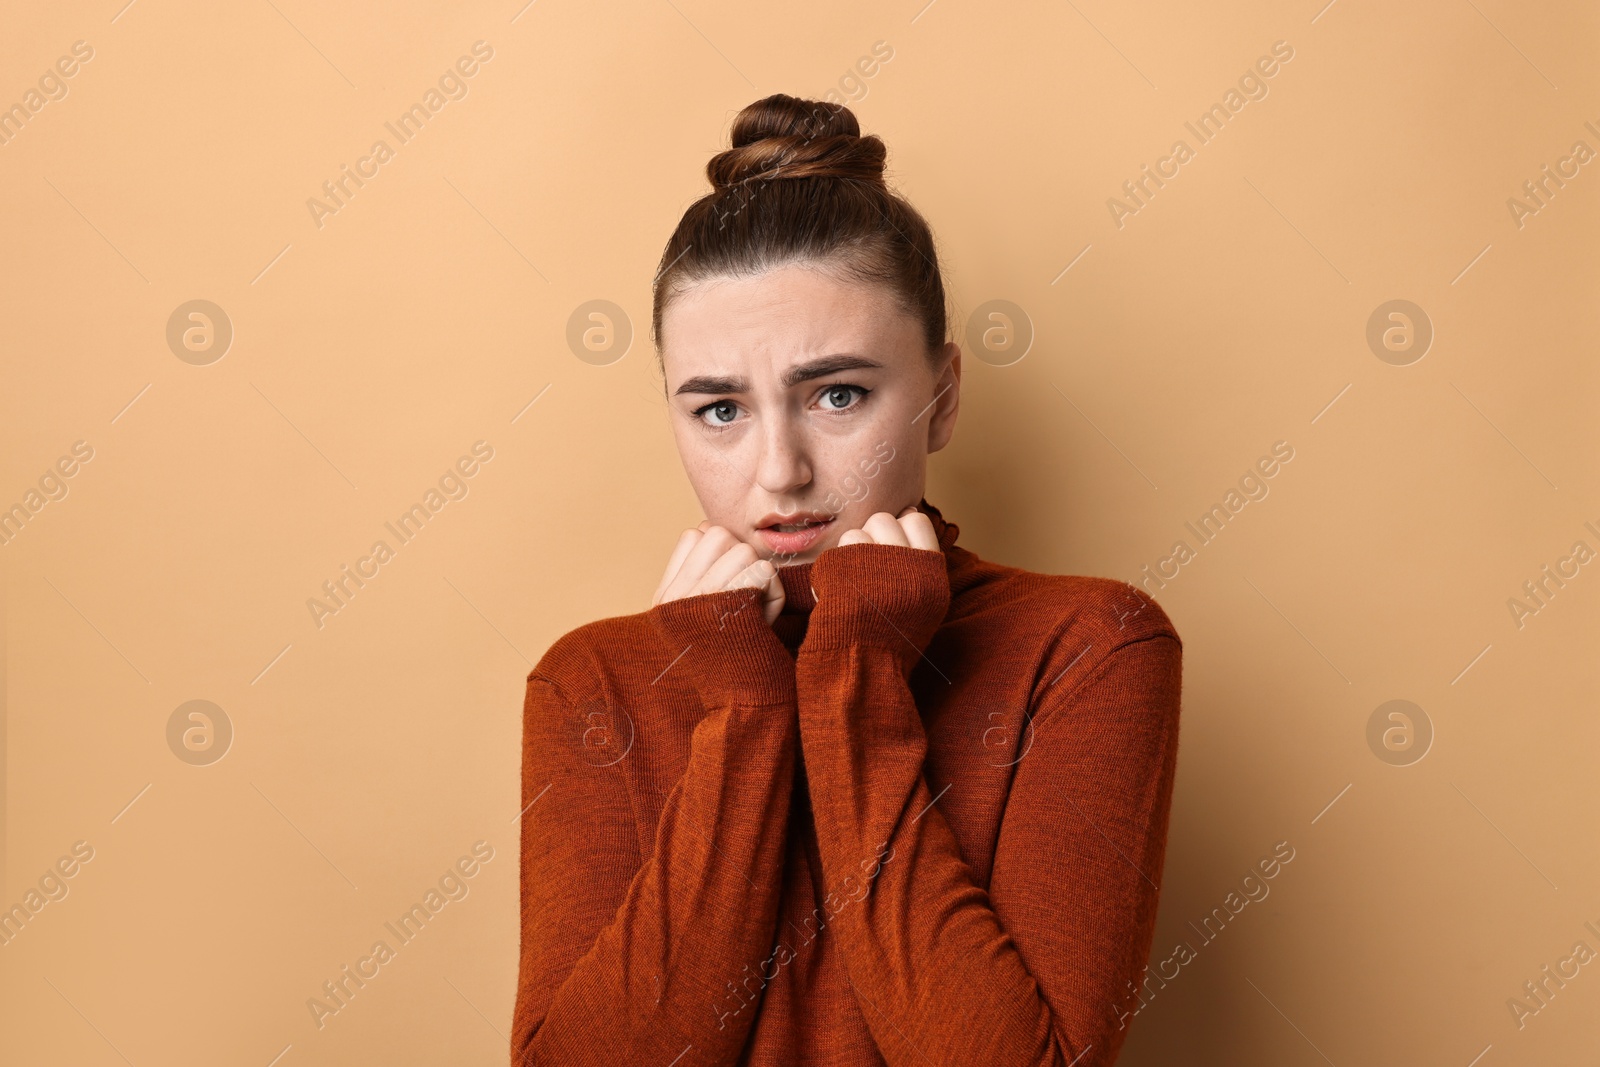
[809,503,950,677]
[835,505,940,552]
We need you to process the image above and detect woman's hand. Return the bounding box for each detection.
[653,521,787,626]
[835,505,940,552]
[805,503,950,676]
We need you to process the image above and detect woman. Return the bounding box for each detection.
[512,94,1182,1066]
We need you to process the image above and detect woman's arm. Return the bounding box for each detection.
[794,543,1183,1067]
[511,585,800,1066]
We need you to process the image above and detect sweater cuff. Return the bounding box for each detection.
[803,543,951,661]
[647,587,797,706]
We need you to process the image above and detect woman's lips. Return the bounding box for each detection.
[757,517,835,555]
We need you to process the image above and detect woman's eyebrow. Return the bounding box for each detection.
[673,354,883,396]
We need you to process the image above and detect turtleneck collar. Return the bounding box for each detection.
[774,497,964,618]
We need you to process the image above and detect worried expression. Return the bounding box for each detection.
[659,262,960,564]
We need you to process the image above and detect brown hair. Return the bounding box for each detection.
[650,93,949,365]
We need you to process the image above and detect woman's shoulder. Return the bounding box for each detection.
[979,566,1184,726]
[523,607,664,703]
[960,557,1180,648]
[1048,573,1178,647]
[953,560,1182,707]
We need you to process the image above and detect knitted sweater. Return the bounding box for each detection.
[512,499,1183,1065]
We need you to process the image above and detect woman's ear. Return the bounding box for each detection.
[928,341,961,454]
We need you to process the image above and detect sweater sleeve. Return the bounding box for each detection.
[794,543,1182,1066]
[511,586,801,1066]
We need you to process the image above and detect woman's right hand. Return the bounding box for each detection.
[652,521,787,626]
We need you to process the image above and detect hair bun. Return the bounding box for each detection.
[706,93,887,192]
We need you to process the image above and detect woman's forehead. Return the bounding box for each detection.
[661,268,917,373]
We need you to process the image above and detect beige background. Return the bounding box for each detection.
[2,0,1596,1063]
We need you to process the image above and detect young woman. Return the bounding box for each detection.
[512,94,1183,1067]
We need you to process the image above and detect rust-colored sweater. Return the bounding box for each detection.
[512,500,1183,1066]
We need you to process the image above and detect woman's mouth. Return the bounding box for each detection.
[757,516,835,555]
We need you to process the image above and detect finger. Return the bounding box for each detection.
[695,540,761,595]
[861,511,908,547]
[899,511,938,552]
[654,527,703,604]
[837,527,872,547]
[664,525,738,601]
[720,556,773,592]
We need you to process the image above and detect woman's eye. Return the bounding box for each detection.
[694,386,867,430]
[819,385,868,411]
[697,401,738,428]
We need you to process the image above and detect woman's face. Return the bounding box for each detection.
[659,261,960,565]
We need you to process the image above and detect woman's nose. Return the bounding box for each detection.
[754,420,812,495]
